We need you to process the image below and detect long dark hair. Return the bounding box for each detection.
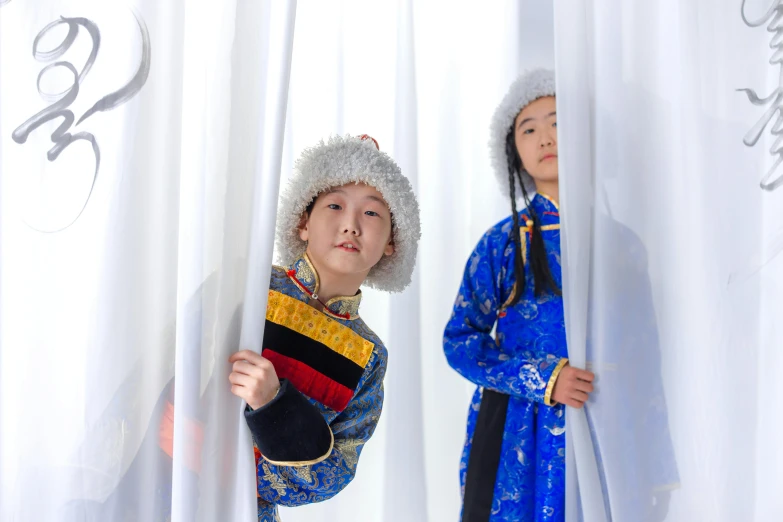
[505,129,561,305]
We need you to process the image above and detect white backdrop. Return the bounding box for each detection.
[0,1,296,520]
[555,1,783,521]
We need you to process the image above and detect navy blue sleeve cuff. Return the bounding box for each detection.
[244,378,333,466]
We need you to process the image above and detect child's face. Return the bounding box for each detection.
[513,96,558,185]
[299,182,394,281]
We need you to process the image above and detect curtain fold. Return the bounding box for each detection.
[0,1,296,520]
[554,1,783,520]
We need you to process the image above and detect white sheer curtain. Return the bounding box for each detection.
[278,1,555,521]
[0,1,296,520]
[555,1,783,521]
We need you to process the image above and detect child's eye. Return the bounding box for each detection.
[328,204,341,210]
[365,210,379,217]
[552,122,557,128]
[523,128,534,135]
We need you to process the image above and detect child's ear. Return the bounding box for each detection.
[298,213,309,242]
[384,236,395,257]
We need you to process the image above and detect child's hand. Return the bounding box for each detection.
[228,350,281,410]
[551,363,595,408]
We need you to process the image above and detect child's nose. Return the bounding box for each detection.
[342,216,360,235]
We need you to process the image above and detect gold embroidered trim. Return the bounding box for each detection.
[501,204,559,310]
[500,226,529,310]
[300,253,321,294]
[324,293,362,319]
[288,255,361,320]
[538,192,560,211]
[261,427,335,467]
[266,290,374,367]
[520,224,560,236]
[544,357,569,406]
[500,282,517,311]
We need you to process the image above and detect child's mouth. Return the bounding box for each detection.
[337,243,360,253]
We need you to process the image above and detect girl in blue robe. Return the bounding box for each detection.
[444,69,595,522]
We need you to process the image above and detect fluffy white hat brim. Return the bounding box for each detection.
[276,135,421,293]
[489,68,556,198]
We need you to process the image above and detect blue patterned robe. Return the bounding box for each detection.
[254,255,387,521]
[444,194,568,521]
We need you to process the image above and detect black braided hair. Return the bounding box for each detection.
[505,129,561,305]
[504,130,527,305]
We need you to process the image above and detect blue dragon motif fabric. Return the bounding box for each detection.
[444,194,568,522]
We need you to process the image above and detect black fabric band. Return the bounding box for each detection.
[244,378,332,465]
[462,389,510,522]
[264,320,364,389]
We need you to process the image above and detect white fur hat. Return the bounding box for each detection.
[276,134,421,293]
[489,68,556,198]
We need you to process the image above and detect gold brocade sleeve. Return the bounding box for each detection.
[544,358,569,407]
